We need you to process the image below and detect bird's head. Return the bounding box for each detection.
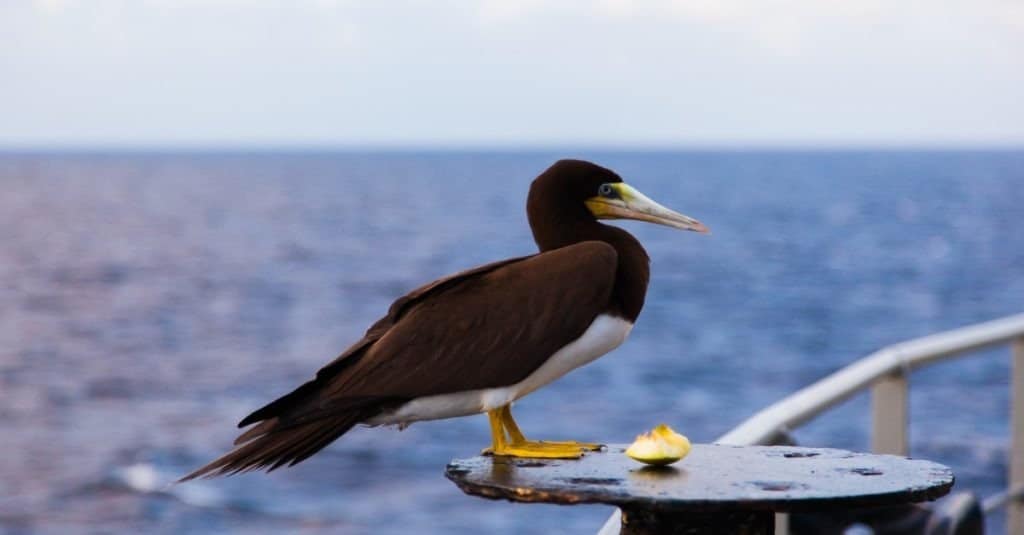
[529,159,709,234]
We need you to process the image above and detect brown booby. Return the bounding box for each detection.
[181,159,707,480]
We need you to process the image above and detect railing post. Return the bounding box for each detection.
[872,371,908,456]
[1010,337,1024,534]
[774,512,789,535]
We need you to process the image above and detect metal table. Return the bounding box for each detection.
[446,444,954,534]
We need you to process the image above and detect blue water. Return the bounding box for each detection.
[0,150,1022,534]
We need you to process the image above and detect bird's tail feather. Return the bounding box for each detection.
[178,412,363,482]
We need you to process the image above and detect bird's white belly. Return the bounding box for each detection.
[366,314,633,427]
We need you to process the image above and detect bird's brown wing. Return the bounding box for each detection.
[321,240,619,401]
[180,241,617,479]
[235,252,533,428]
[245,240,618,425]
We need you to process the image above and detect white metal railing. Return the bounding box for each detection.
[599,313,1024,535]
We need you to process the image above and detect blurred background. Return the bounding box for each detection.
[1,1,1022,534]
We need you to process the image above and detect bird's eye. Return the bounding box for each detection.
[598,184,615,198]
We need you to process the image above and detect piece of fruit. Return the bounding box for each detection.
[625,424,691,466]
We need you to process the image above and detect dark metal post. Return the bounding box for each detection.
[620,508,774,535]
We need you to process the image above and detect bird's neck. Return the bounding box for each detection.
[531,215,651,323]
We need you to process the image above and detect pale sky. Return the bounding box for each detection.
[2,0,1023,148]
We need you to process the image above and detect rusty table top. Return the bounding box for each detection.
[445,444,954,513]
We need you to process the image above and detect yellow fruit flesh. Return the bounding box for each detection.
[625,424,691,466]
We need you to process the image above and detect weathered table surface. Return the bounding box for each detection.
[446,444,954,534]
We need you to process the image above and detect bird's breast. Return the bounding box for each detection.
[506,313,633,400]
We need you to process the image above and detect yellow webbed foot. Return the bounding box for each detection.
[483,441,590,459]
[526,440,604,451]
[483,405,604,459]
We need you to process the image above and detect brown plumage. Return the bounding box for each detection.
[180,159,707,481]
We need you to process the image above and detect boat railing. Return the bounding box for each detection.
[598,313,1024,535]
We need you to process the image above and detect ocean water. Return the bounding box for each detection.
[0,150,1022,534]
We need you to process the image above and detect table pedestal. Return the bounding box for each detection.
[620,508,773,535]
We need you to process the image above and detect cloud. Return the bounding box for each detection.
[477,0,551,24]
[1,0,1022,146]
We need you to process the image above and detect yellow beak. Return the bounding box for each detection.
[585,183,709,234]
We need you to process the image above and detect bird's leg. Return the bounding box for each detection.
[501,405,603,451]
[482,405,603,458]
[487,408,508,451]
[482,408,517,456]
[497,404,527,443]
